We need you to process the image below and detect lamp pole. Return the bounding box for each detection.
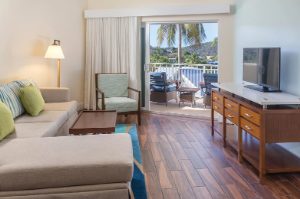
[57,59,61,87]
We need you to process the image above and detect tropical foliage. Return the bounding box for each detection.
[184,52,207,64]
[157,23,207,63]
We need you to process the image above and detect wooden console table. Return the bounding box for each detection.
[211,83,300,180]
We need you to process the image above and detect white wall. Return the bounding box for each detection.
[0,0,87,102]
[234,0,300,95]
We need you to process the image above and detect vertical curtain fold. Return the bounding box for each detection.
[84,17,141,110]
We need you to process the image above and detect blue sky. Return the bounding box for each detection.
[150,23,218,48]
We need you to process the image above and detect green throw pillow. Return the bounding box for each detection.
[20,85,45,116]
[0,102,15,140]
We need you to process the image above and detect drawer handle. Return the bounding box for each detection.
[244,113,252,118]
[244,125,252,131]
[226,103,232,108]
[214,106,218,109]
[227,114,234,118]
[214,97,219,100]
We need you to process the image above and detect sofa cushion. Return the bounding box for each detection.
[15,111,68,129]
[20,85,45,116]
[0,134,133,191]
[0,102,15,140]
[5,122,58,139]
[44,101,78,117]
[103,97,138,112]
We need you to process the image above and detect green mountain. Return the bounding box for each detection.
[150,41,218,59]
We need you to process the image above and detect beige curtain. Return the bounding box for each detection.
[84,17,141,110]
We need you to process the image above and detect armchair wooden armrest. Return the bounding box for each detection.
[96,88,104,95]
[95,88,105,110]
[128,87,141,93]
[128,87,141,116]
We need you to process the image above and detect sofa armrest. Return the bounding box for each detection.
[40,87,70,103]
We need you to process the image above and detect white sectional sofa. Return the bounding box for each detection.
[0,84,133,199]
[6,88,78,139]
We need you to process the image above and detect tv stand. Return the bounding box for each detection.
[211,82,300,181]
[244,84,280,92]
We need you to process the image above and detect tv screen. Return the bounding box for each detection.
[243,48,281,91]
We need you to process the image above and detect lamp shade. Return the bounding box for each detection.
[45,45,65,59]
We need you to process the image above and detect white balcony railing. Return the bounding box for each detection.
[146,63,218,88]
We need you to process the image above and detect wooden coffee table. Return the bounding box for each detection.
[69,110,117,135]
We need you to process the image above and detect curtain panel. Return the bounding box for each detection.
[84,17,141,110]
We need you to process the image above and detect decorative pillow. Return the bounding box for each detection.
[0,102,15,140]
[0,85,24,119]
[19,85,45,116]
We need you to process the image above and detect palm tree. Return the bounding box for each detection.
[157,23,206,63]
[211,37,218,48]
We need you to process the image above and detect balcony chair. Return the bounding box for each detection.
[150,72,177,106]
[202,73,218,107]
[95,73,141,125]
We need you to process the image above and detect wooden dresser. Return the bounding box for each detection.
[211,83,300,180]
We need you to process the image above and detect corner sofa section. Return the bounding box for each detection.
[0,83,134,199]
[4,87,78,139]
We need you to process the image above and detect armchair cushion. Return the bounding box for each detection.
[150,72,177,92]
[151,84,177,92]
[100,97,138,113]
[97,74,128,98]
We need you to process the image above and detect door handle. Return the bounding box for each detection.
[244,125,251,131]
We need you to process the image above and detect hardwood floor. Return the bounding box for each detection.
[118,113,300,199]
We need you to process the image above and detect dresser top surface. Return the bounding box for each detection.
[212,82,300,106]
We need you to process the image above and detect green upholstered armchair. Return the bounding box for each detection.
[95,73,141,125]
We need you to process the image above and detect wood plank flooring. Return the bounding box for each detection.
[119,113,300,199]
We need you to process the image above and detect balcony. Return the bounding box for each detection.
[148,63,218,88]
[147,63,218,118]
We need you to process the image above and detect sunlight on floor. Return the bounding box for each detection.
[150,98,211,118]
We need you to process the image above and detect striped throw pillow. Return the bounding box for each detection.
[0,85,24,118]
[0,80,37,118]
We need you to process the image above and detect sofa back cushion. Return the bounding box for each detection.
[97,74,128,98]
[0,80,36,118]
[0,102,15,140]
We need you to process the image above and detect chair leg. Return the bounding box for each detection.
[138,112,141,125]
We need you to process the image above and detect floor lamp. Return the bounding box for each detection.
[45,40,65,87]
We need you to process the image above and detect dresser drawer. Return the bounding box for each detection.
[224,99,239,113]
[240,106,261,126]
[212,92,223,105]
[212,102,223,115]
[240,118,260,139]
[225,109,238,125]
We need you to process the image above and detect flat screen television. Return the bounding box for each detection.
[243,47,281,92]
